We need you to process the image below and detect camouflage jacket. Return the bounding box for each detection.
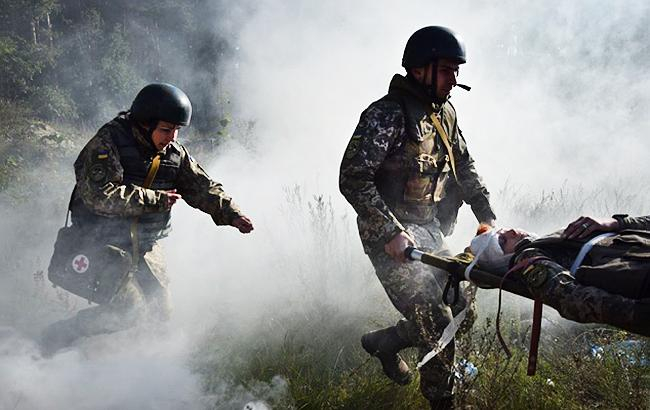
[72,116,243,231]
[615,215,650,230]
[339,74,495,254]
[511,230,649,336]
[513,229,650,299]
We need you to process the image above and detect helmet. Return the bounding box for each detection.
[130,83,192,126]
[402,26,466,68]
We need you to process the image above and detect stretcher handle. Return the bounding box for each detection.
[405,246,460,306]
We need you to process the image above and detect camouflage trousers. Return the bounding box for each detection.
[530,266,650,336]
[367,221,470,403]
[41,243,171,355]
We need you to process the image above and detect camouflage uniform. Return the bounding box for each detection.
[339,74,495,403]
[614,214,650,230]
[42,115,242,353]
[512,230,650,336]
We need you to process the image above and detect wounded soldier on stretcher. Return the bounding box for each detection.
[468,215,650,337]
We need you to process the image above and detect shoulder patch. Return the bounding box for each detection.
[96,149,109,160]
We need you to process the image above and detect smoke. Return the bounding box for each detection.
[2,0,650,408]
[0,327,203,410]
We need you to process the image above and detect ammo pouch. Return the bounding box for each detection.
[48,224,132,304]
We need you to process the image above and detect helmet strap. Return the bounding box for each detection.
[407,61,446,104]
[428,60,449,105]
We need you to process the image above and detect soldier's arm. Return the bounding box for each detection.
[452,127,496,224]
[562,214,645,239]
[614,215,650,230]
[513,247,639,330]
[74,129,169,217]
[339,101,407,244]
[174,146,243,226]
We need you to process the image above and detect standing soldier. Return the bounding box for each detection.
[42,83,253,354]
[339,27,496,409]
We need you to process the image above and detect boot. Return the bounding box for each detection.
[361,326,412,385]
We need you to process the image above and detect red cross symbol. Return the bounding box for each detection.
[72,255,89,273]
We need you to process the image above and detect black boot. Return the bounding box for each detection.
[361,326,412,385]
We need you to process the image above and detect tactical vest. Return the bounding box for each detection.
[72,117,182,250]
[374,88,458,226]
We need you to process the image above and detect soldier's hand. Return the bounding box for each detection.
[232,215,254,233]
[384,231,415,263]
[561,216,619,239]
[164,189,182,209]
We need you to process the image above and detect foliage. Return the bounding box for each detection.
[0,0,235,136]
[190,189,650,409]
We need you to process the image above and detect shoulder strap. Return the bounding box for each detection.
[64,187,76,227]
[428,112,457,180]
[129,152,162,259]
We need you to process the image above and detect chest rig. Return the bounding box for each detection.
[72,118,182,248]
[375,84,458,225]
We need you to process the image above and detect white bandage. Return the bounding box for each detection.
[470,229,504,263]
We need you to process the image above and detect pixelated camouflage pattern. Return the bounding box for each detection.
[514,247,644,335]
[368,221,472,402]
[73,116,243,225]
[618,215,650,230]
[340,74,494,254]
[340,75,487,402]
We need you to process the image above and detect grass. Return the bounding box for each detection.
[190,189,650,409]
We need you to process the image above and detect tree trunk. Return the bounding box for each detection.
[31,19,37,44]
[46,13,54,48]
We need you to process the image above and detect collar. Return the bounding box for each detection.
[388,74,445,114]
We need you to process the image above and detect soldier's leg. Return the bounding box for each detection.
[526,265,639,332]
[40,276,146,355]
[137,243,172,323]
[369,246,460,404]
[377,222,471,406]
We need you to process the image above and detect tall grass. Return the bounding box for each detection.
[193,185,650,409]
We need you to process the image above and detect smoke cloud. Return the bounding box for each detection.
[1,0,649,408]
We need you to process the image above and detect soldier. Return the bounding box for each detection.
[339,27,496,409]
[41,83,253,354]
[469,225,650,336]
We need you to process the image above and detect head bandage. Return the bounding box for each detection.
[470,229,504,263]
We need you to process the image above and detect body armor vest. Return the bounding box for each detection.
[72,117,182,250]
[374,80,458,225]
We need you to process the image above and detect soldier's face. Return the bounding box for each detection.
[498,228,529,254]
[435,59,459,100]
[410,59,460,100]
[151,121,181,151]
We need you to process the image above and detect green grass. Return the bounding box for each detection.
[189,190,650,409]
[192,307,650,409]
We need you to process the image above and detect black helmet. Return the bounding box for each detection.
[402,26,466,68]
[130,83,192,126]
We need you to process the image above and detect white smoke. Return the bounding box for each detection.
[2,0,650,408]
